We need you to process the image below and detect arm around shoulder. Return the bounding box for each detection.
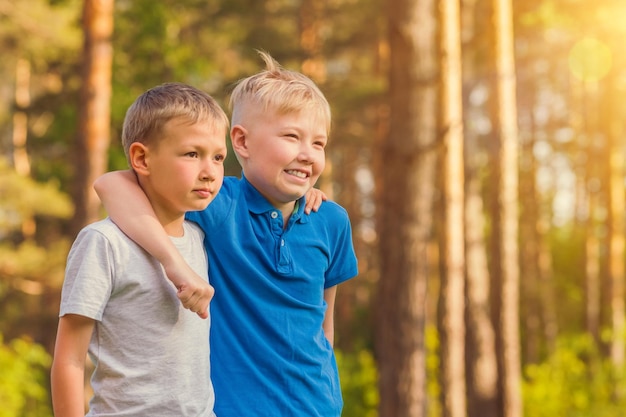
[93,170,213,319]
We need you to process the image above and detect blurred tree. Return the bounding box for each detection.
[375,0,438,416]
[0,158,72,351]
[461,0,499,415]
[488,0,522,415]
[71,0,114,235]
[437,0,466,416]
[602,69,626,379]
[0,0,81,216]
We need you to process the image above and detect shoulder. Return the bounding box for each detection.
[313,200,352,225]
[302,200,355,244]
[70,218,135,258]
[187,176,242,226]
[219,176,242,197]
[75,218,123,242]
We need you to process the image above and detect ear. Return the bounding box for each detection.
[128,142,150,175]
[231,125,250,160]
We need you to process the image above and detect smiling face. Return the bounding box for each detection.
[231,108,327,214]
[131,117,227,234]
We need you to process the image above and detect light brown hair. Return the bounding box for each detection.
[122,82,229,164]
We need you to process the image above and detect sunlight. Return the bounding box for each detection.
[568,37,612,83]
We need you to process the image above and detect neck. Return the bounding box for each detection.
[152,205,186,237]
[162,217,186,237]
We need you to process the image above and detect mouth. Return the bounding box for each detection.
[194,189,213,198]
[285,169,309,179]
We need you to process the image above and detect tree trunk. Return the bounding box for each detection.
[465,171,499,417]
[518,101,558,363]
[604,70,625,370]
[12,57,31,177]
[438,0,466,415]
[12,57,35,238]
[490,0,522,415]
[375,0,438,416]
[461,1,499,414]
[574,74,602,346]
[71,0,114,235]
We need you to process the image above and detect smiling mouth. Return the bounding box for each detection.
[285,169,308,179]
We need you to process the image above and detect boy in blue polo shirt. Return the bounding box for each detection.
[95,51,358,417]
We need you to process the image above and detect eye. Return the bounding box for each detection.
[185,151,199,158]
[214,154,226,162]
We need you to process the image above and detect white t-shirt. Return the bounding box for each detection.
[60,218,215,417]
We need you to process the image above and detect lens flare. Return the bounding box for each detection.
[568,37,612,82]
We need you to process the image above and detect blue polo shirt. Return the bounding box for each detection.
[186,175,358,417]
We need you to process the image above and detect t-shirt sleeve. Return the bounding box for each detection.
[59,226,115,321]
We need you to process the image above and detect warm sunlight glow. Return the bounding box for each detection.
[568,37,612,82]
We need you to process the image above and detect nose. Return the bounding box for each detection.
[200,159,217,181]
[297,143,316,164]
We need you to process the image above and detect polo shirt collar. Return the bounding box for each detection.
[240,174,310,224]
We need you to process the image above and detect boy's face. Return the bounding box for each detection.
[233,109,327,210]
[138,118,227,224]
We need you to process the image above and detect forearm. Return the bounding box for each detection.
[94,170,184,269]
[51,316,92,417]
[94,171,213,317]
[51,362,86,417]
[323,286,337,346]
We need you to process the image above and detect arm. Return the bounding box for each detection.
[322,286,338,346]
[94,170,213,318]
[51,314,94,417]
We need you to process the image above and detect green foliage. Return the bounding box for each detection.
[0,158,72,416]
[0,0,81,66]
[426,326,442,417]
[0,158,73,235]
[549,225,587,333]
[336,348,379,417]
[523,333,626,417]
[0,334,53,417]
[0,0,82,189]
[335,328,443,417]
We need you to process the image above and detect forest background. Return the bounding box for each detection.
[1,0,625,416]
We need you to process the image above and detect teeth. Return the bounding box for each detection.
[287,170,307,178]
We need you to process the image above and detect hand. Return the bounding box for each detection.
[304,188,328,214]
[163,259,214,319]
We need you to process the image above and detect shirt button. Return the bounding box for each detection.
[281,239,285,246]
[271,211,278,219]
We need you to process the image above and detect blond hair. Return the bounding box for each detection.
[229,51,331,133]
[122,82,229,164]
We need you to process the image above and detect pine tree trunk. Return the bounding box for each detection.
[71,0,114,235]
[375,0,438,416]
[491,0,522,415]
[461,1,499,413]
[12,58,31,177]
[604,70,626,370]
[12,57,35,238]
[438,0,466,415]
[465,172,499,417]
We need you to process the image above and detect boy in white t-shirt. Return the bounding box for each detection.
[50,82,229,417]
